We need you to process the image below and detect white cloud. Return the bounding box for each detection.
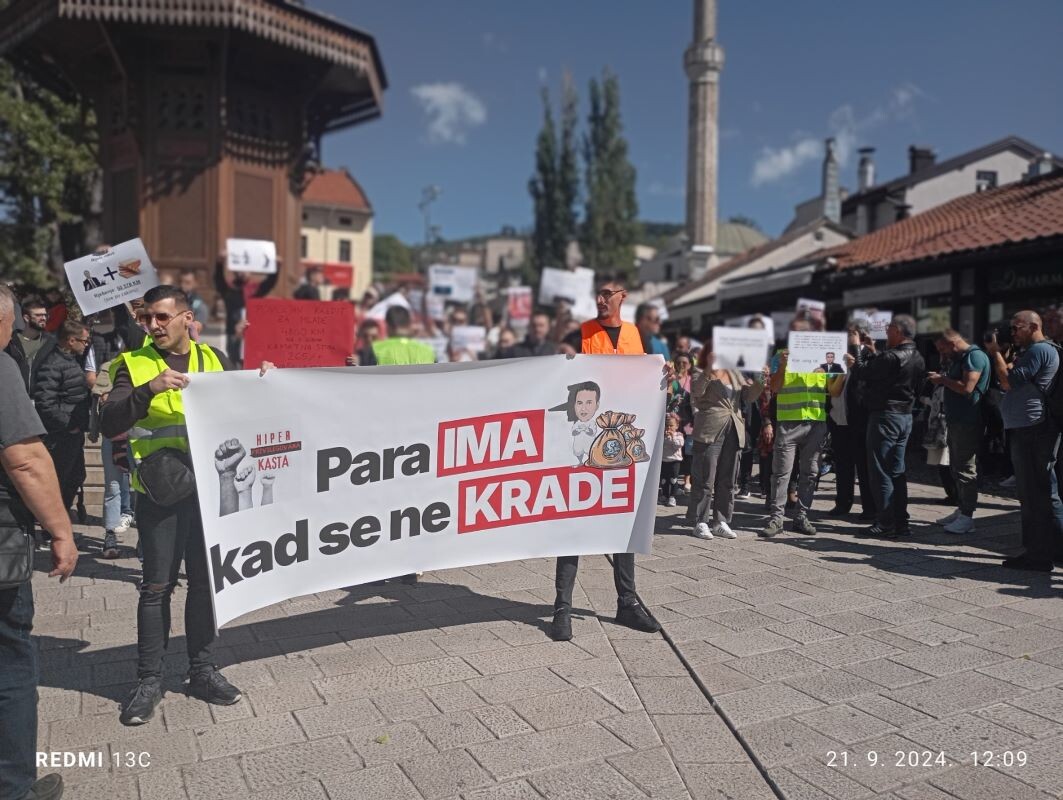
[410,83,487,145]
[482,32,509,53]
[751,84,923,187]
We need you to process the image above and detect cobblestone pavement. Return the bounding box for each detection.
[30,477,1063,799]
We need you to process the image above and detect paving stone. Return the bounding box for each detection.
[402,748,494,799]
[774,760,874,800]
[315,656,480,701]
[371,687,440,721]
[551,655,627,687]
[180,757,248,799]
[886,619,971,646]
[797,704,896,743]
[468,665,572,704]
[676,762,776,800]
[850,694,935,729]
[651,713,746,763]
[463,779,544,799]
[348,719,437,765]
[52,775,137,800]
[600,711,663,750]
[528,761,648,799]
[241,736,362,789]
[1031,646,1063,668]
[468,722,630,780]
[424,680,485,712]
[929,766,1053,800]
[904,712,1030,761]
[987,733,1063,795]
[612,641,689,677]
[838,732,949,793]
[415,709,495,749]
[742,716,839,767]
[977,657,1063,689]
[252,780,328,800]
[322,763,420,800]
[784,668,881,703]
[376,635,449,665]
[686,661,762,695]
[706,628,796,657]
[887,671,1023,718]
[767,619,844,645]
[463,641,588,675]
[843,657,931,689]
[592,677,646,712]
[661,616,733,642]
[796,634,899,667]
[192,712,305,760]
[431,628,506,655]
[888,641,1006,677]
[293,697,384,738]
[781,591,879,617]
[1010,687,1063,723]
[474,704,536,738]
[608,746,688,798]
[725,650,824,683]
[817,611,887,635]
[632,677,713,714]
[245,680,323,716]
[716,683,823,727]
[511,686,620,730]
[671,639,733,667]
[975,703,1061,738]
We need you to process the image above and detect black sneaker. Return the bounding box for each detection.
[19,773,63,800]
[187,668,242,706]
[1002,555,1053,572]
[120,677,163,725]
[615,603,661,633]
[550,609,572,641]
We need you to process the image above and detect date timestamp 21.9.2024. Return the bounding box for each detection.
[827,750,1028,768]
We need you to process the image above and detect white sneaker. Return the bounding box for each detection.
[999,475,1017,489]
[666,496,677,507]
[693,523,713,539]
[936,509,960,526]
[115,513,134,533]
[712,521,738,539]
[943,514,975,534]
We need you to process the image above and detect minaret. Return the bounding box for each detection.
[685,0,724,277]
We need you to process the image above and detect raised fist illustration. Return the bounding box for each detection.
[215,439,245,474]
[234,462,256,493]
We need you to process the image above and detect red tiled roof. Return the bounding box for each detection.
[825,170,1063,271]
[302,168,372,212]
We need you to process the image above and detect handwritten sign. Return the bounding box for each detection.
[64,238,160,316]
[244,298,353,368]
[226,238,277,275]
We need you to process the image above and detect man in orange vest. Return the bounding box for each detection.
[551,276,661,641]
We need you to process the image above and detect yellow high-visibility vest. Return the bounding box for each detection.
[776,371,829,422]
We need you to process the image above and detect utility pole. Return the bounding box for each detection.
[419,185,442,269]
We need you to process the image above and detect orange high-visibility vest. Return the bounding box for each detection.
[581,320,645,355]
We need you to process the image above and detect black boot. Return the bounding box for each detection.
[550,609,572,641]
[20,774,63,800]
[119,677,163,725]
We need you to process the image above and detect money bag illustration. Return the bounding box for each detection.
[586,411,635,469]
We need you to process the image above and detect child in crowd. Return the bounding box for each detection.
[661,413,685,506]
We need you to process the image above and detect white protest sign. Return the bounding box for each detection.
[451,325,487,355]
[182,355,666,626]
[226,238,277,275]
[711,327,772,372]
[429,264,478,303]
[852,309,892,340]
[786,331,849,374]
[418,336,450,363]
[649,297,669,322]
[540,267,596,320]
[367,291,410,321]
[724,314,775,342]
[425,293,446,321]
[796,297,825,314]
[64,238,159,316]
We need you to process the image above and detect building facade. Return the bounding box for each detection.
[300,168,374,299]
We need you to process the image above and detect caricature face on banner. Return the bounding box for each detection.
[182,355,666,626]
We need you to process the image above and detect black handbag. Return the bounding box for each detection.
[0,526,33,589]
[137,448,197,508]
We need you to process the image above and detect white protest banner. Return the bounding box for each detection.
[786,331,849,375]
[724,314,775,342]
[852,309,892,340]
[429,264,478,303]
[226,238,278,275]
[711,326,772,372]
[451,324,487,355]
[540,267,596,320]
[182,355,666,626]
[64,238,159,316]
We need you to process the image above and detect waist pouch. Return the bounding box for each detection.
[138,448,197,508]
[0,526,33,589]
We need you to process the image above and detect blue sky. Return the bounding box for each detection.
[314,0,1063,244]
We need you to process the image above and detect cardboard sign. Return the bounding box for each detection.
[451,325,487,355]
[786,331,849,375]
[63,238,159,316]
[429,264,478,303]
[244,298,354,368]
[506,286,533,324]
[852,309,893,340]
[711,326,772,372]
[226,238,278,275]
[182,354,666,626]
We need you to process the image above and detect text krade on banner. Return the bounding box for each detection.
[182,355,666,627]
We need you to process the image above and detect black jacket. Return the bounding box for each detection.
[32,348,91,434]
[852,341,926,413]
[4,332,57,394]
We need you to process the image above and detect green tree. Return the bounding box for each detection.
[528,87,560,271]
[580,69,638,275]
[372,234,413,275]
[556,71,579,263]
[0,59,100,286]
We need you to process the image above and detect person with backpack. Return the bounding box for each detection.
[987,310,1063,572]
[928,329,991,534]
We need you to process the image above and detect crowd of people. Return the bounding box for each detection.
[3,258,1063,799]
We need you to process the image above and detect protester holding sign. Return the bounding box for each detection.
[100,285,271,725]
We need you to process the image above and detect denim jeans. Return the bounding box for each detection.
[0,570,37,799]
[1009,419,1063,564]
[136,491,216,679]
[554,553,636,613]
[866,410,913,529]
[768,421,827,520]
[101,437,133,532]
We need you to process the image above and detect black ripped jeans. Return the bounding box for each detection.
[136,491,216,679]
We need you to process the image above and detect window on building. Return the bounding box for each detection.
[664,262,673,281]
[338,215,353,227]
[300,235,307,259]
[976,170,998,192]
[338,239,352,263]
[301,211,308,222]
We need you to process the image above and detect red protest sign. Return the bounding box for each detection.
[244,298,354,368]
